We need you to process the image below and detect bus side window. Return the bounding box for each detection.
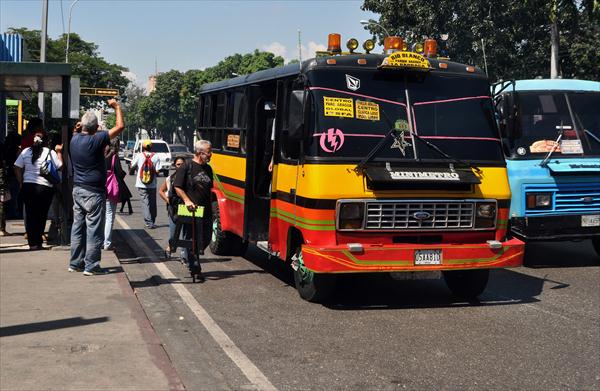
[281,88,301,160]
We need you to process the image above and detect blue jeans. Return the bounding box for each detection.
[137,187,157,227]
[70,186,106,272]
[104,200,117,249]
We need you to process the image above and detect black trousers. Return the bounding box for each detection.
[22,183,54,247]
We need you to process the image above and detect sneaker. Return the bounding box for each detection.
[68,266,83,272]
[83,268,107,276]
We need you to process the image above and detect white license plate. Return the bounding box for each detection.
[414,249,442,265]
[582,215,600,227]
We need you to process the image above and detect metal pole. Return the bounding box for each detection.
[38,0,49,119]
[481,38,489,76]
[65,0,80,63]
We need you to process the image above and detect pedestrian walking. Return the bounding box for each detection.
[159,156,185,255]
[0,139,10,236]
[174,140,213,282]
[2,131,21,220]
[103,138,127,250]
[130,140,161,229]
[68,99,124,275]
[13,130,63,250]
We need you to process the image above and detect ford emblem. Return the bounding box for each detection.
[582,197,593,204]
[413,211,432,220]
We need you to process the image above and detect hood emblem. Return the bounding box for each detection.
[413,211,432,220]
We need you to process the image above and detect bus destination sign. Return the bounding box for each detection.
[380,52,431,70]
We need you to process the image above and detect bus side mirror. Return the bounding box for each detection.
[500,93,522,140]
[288,90,305,141]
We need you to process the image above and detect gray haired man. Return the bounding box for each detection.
[68,99,124,275]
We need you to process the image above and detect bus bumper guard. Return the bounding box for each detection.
[301,238,525,273]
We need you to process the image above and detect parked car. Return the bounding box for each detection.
[169,144,194,162]
[118,141,125,159]
[126,139,172,176]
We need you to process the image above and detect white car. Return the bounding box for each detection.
[128,139,172,176]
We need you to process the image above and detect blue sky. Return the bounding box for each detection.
[1,0,378,88]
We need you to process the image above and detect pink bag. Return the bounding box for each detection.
[106,155,120,203]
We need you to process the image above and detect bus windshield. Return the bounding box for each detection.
[306,70,504,164]
[512,91,600,158]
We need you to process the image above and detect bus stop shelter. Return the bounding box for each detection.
[0,61,73,245]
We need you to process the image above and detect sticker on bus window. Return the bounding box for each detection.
[356,100,380,121]
[560,139,583,154]
[227,134,240,148]
[529,140,560,153]
[324,97,354,118]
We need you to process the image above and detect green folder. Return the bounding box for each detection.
[177,204,204,218]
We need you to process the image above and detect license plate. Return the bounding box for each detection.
[414,249,442,265]
[582,215,600,227]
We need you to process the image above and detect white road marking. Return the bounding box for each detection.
[115,215,277,391]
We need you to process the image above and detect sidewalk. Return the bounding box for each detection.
[0,221,185,390]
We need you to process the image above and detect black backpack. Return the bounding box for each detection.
[167,162,193,220]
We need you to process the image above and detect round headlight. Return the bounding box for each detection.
[477,203,496,218]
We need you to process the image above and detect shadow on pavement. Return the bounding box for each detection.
[523,240,599,268]
[0,316,110,337]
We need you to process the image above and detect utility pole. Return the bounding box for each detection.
[38,0,49,119]
[550,0,560,78]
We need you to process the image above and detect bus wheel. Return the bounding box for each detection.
[592,238,600,258]
[292,247,335,303]
[442,269,489,299]
[209,201,247,256]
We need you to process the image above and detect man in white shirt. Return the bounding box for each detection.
[130,140,161,228]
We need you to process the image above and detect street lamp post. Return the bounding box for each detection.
[360,19,391,38]
[65,0,80,63]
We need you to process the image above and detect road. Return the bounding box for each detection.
[112,169,599,390]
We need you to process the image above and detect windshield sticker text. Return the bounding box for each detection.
[319,128,345,153]
[227,134,240,148]
[390,120,412,156]
[356,100,380,121]
[389,171,460,181]
[560,139,583,154]
[324,97,354,118]
[530,140,560,153]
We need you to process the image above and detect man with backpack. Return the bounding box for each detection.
[130,140,161,228]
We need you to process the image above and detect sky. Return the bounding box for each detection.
[1,0,378,89]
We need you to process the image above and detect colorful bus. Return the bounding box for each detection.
[494,79,600,255]
[197,35,525,302]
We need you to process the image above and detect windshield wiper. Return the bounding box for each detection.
[410,132,482,174]
[355,127,398,172]
[540,128,563,167]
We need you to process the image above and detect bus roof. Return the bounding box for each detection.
[198,54,487,94]
[513,79,600,92]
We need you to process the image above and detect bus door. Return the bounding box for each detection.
[243,84,276,241]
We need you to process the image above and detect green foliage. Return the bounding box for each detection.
[360,0,599,81]
[129,50,284,147]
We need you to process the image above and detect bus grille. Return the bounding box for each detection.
[365,201,475,230]
[525,184,600,214]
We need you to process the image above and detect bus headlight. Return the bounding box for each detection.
[337,202,365,230]
[526,193,553,209]
[475,202,496,228]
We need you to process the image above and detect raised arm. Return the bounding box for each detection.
[107,99,125,140]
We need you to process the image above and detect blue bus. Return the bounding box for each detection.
[494,79,600,256]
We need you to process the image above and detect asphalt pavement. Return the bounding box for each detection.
[112,171,600,390]
[1,169,598,390]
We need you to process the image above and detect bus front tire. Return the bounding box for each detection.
[442,269,489,299]
[292,248,335,303]
[209,201,247,256]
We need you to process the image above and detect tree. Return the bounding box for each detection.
[128,50,284,148]
[360,0,599,81]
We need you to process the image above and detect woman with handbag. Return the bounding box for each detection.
[13,130,63,250]
[103,138,125,250]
